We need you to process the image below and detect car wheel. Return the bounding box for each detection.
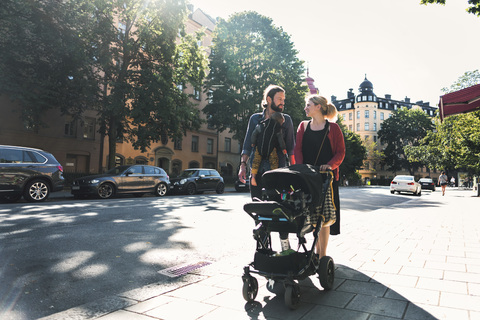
[186,183,196,195]
[97,183,115,199]
[417,188,422,196]
[216,182,225,194]
[155,183,167,197]
[24,179,50,202]
[390,190,394,194]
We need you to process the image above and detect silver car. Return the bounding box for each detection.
[390,175,421,196]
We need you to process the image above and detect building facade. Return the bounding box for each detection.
[333,76,438,182]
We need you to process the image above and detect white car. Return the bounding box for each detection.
[390,175,421,196]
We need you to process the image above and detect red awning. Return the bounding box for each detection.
[439,83,480,121]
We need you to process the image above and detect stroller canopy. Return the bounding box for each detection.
[262,164,327,208]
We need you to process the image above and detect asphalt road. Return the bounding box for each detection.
[0,187,426,319]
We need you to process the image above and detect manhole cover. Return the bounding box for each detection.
[158,261,212,278]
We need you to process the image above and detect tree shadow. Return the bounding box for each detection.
[0,194,234,319]
[244,264,439,319]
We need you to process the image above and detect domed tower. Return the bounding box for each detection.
[357,74,377,102]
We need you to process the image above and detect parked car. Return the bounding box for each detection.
[390,175,422,196]
[71,165,170,199]
[235,179,250,192]
[0,145,64,202]
[170,168,224,195]
[418,177,436,191]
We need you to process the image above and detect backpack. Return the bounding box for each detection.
[251,117,285,159]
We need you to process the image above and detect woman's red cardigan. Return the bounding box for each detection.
[294,120,346,181]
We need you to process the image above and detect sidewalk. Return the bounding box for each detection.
[41,188,480,320]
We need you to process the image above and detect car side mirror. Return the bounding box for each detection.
[200,175,205,178]
[125,170,133,176]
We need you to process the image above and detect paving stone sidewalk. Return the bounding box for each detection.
[41,188,480,320]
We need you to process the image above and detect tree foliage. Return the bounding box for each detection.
[337,119,367,182]
[0,0,99,131]
[378,107,435,175]
[405,70,480,173]
[203,11,307,143]
[420,0,480,16]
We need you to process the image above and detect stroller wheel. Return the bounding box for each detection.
[284,283,301,309]
[318,256,335,290]
[242,276,258,302]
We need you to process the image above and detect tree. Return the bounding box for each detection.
[405,70,480,173]
[337,119,367,183]
[378,107,435,175]
[420,0,480,17]
[203,11,307,144]
[1,0,208,170]
[87,0,207,169]
[0,0,99,131]
[441,70,480,93]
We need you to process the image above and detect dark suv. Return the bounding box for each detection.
[170,168,224,195]
[0,145,64,202]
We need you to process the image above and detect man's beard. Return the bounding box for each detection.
[271,101,284,112]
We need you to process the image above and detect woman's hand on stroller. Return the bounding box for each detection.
[319,164,332,171]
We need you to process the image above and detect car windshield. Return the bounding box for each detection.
[106,165,131,175]
[395,176,414,181]
[178,170,197,178]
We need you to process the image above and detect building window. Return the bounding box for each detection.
[362,96,367,101]
[115,155,124,166]
[356,123,360,131]
[357,111,360,119]
[83,117,95,139]
[64,116,76,137]
[194,87,201,100]
[346,102,352,108]
[380,112,384,120]
[349,112,352,120]
[365,110,369,118]
[207,138,213,154]
[373,123,377,131]
[373,136,377,143]
[349,124,353,131]
[191,136,199,152]
[174,138,182,150]
[373,110,377,120]
[225,138,231,152]
[365,122,370,131]
[342,114,346,121]
[368,96,372,101]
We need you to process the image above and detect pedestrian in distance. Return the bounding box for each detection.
[239,84,296,252]
[294,94,345,258]
[438,171,448,196]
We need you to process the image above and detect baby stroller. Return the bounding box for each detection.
[242,164,336,309]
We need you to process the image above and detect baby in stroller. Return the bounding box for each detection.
[242,164,336,309]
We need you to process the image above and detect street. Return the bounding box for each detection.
[1,187,431,319]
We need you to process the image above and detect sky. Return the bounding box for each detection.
[188,0,479,107]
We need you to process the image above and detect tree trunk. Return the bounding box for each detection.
[107,116,117,170]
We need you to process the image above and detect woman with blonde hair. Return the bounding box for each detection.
[294,94,345,257]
